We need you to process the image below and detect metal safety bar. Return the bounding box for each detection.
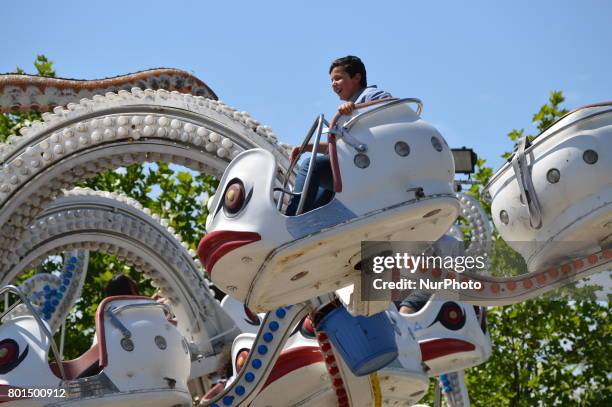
[277,114,329,214]
[342,98,423,130]
[0,285,66,381]
[511,137,543,229]
[107,301,175,339]
[110,300,174,318]
[105,308,132,339]
[297,116,326,215]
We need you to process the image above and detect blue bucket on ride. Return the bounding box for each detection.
[318,306,398,376]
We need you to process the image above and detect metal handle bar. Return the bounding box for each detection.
[511,137,543,229]
[110,300,174,318]
[296,115,326,215]
[272,187,302,197]
[107,301,175,340]
[277,114,329,213]
[106,308,132,339]
[342,98,423,130]
[0,285,66,381]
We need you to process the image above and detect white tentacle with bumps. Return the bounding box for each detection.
[456,192,491,264]
[202,304,312,407]
[4,187,236,353]
[0,68,218,113]
[16,250,89,333]
[440,371,469,407]
[0,88,289,277]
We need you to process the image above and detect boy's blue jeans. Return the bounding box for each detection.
[286,154,334,216]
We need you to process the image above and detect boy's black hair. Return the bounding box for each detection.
[105,273,140,297]
[329,56,367,87]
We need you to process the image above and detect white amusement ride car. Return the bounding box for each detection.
[486,102,612,271]
[0,289,191,406]
[405,299,491,376]
[199,99,459,312]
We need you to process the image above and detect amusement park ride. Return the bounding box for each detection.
[0,68,609,406]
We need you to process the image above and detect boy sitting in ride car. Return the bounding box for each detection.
[286,55,393,216]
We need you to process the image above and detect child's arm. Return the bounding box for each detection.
[291,141,329,162]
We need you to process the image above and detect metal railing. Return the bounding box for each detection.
[106,300,175,339]
[110,300,173,318]
[0,285,66,380]
[277,114,329,215]
[342,98,423,130]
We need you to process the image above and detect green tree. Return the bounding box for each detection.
[466,300,610,406]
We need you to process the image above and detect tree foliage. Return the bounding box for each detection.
[466,300,610,406]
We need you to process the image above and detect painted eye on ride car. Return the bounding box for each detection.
[223,179,246,215]
[0,338,27,374]
[429,302,466,331]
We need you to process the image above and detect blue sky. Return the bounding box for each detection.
[2,0,611,171]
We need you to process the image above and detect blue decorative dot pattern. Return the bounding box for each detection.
[275,308,286,318]
[245,372,255,382]
[269,321,279,331]
[257,345,268,355]
[263,332,273,342]
[222,395,234,405]
[252,359,262,369]
[235,385,245,396]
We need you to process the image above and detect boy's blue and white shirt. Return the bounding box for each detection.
[351,85,393,104]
